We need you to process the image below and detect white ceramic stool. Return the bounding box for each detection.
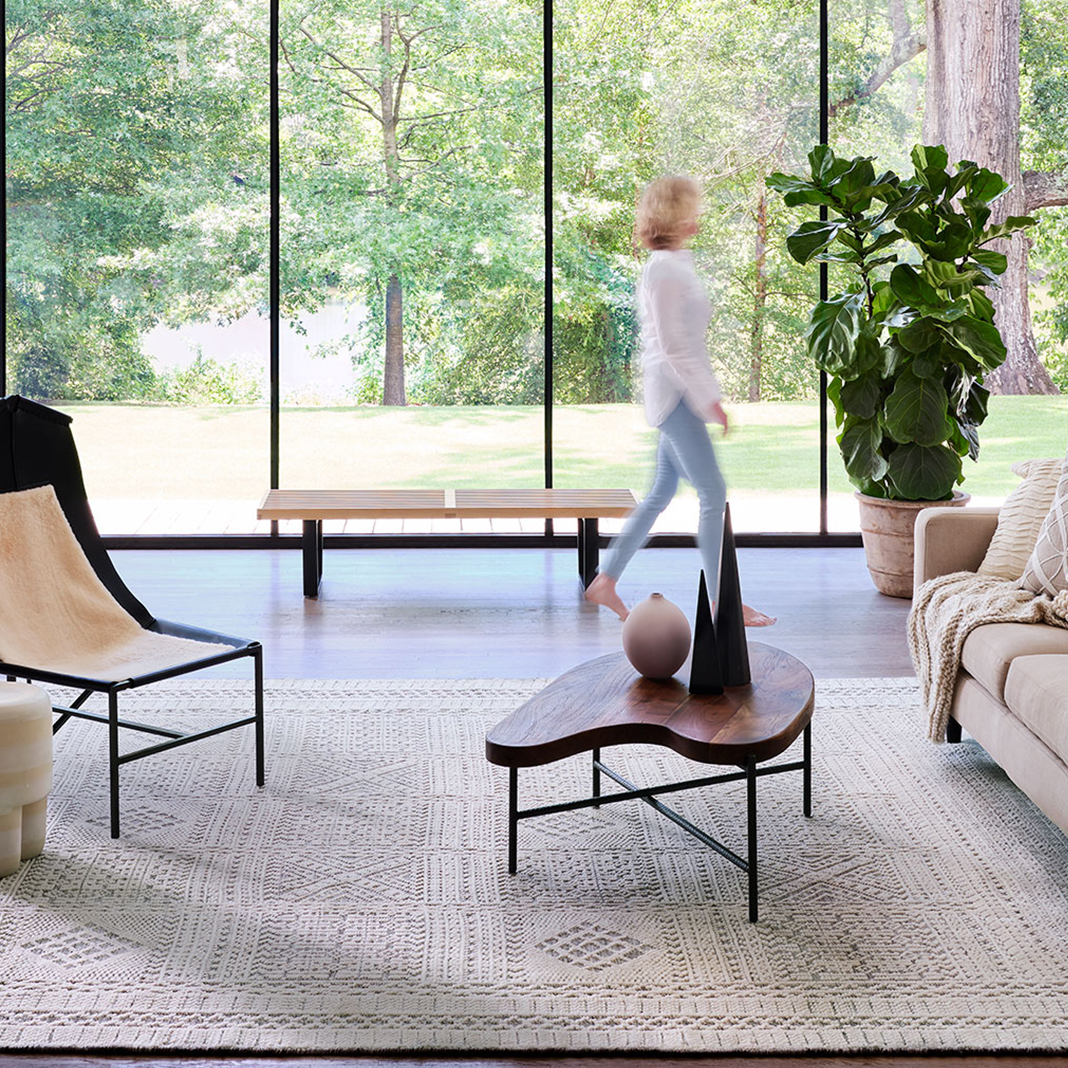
[0,682,53,877]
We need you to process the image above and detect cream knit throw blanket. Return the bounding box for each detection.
[0,486,230,682]
[908,570,1068,743]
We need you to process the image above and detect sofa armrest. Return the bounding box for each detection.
[913,507,1000,592]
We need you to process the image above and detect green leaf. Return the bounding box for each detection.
[896,211,936,244]
[839,416,888,483]
[912,145,950,194]
[971,249,1008,276]
[884,369,951,446]
[768,172,840,208]
[946,417,977,459]
[811,145,837,182]
[920,222,974,261]
[786,220,847,264]
[942,315,1007,370]
[896,315,942,354]
[830,158,876,203]
[871,281,896,320]
[942,163,979,201]
[960,197,992,232]
[886,443,962,500]
[890,264,942,308]
[883,337,908,376]
[852,330,884,377]
[840,370,881,418]
[967,289,996,321]
[865,230,903,256]
[910,352,942,379]
[980,215,1037,243]
[805,291,864,374]
[783,188,840,208]
[967,167,1010,204]
[912,144,950,173]
[963,379,990,424]
[870,185,927,227]
[827,375,844,428]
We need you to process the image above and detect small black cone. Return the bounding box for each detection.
[715,503,751,686]
[688,568,724,694]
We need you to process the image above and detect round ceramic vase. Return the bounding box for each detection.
[622,593,692,680]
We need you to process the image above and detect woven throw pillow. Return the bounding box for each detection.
[977,458,1064,581]
[1022,452,1068,596]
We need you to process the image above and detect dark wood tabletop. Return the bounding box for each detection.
[486,642,814,768]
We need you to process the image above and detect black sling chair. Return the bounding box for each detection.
[0,395,264,838]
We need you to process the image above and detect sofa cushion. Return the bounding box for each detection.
[960,621,1068,703]
[1022,449,1068,596]
[1003,654,1068,762]
[978,458,1063,581]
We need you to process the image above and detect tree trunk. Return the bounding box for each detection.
[923,0,1057,395]
[383,272,406,405]
[749,188,768,403]
[379,7,407,405]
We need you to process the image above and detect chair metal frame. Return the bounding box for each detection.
[2,625,264,839]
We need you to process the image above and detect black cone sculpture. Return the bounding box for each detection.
[689,502,751,694]
[714,503,751,686]
[688,567,723,694]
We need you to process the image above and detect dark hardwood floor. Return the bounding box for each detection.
[3,546,1058,1067]
[106,545,916,680]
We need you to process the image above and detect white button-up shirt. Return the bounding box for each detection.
[638,249,722,427]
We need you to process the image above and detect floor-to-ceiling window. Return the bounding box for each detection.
[5,0,269,534]
[276,0,545,536]
[5,0,1065,540]
[552,0,823,536]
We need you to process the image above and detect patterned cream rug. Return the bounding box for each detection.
[0,677,1065,1053]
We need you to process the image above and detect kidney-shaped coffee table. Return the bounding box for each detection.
[485,642,814,921]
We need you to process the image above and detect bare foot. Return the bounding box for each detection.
[585,573,629,621]
[743,603,776,627]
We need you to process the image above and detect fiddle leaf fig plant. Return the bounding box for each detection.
[768,144,1035,501]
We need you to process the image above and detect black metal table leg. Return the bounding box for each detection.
[592,747,601,807]
[253,645,266,788]
[579,518,600,588]
[302,520,322,598]
[746,753,758,922]
[508,767,518,874]
[803,722,812,817]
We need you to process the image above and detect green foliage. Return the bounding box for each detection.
[163,353,263,406]
[769,143,1035,501]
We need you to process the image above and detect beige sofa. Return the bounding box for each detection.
[914,506,1068,836]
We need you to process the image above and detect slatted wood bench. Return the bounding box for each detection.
[257,489,639,597]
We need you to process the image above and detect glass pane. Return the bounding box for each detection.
[278,0,544,534]
[553,0,821,537]
[5,0,269,534]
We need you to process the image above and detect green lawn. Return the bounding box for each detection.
[60,395,1066,505]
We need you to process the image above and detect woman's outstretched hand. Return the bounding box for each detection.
[708,400,729,436]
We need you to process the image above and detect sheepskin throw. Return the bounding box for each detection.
[907,570,1068,742]
[0,485,229,681]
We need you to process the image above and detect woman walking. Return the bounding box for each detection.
[585,176,775,626]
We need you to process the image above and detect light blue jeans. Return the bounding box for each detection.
[600,400,727,598]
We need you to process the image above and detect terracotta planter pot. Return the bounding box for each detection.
[856,490,970,598]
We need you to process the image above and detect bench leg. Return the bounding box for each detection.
[303,520,323,598]
[578,518,600,588]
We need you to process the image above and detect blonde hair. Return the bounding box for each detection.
[635,176,702,251]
